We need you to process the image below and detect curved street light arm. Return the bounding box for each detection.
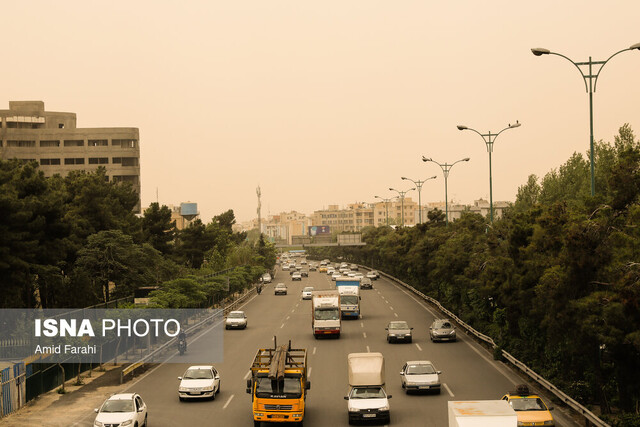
[593,47,636,92]
[546,51,590,92]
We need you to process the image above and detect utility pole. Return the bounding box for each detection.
[256,186,262,236]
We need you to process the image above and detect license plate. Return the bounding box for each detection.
[270,414,285,419]
[419,386,430,389]
[363,414,376,418]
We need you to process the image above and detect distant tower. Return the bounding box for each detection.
[256,186,262,235]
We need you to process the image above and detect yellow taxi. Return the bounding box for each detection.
[318,266,328,273]
[501,384,555,426]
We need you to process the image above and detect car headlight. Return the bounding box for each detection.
[380,404,390,411]
[254,412,264,416]
[389,334,397,337]
[121,420,133,426]
[543,421,554,426]
[348,408,360,413]
[94,421,103,427]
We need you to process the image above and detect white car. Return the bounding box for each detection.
[292,272,302,281]
[366,270,379,280]
[331,272,342,281]
[302,286,314,300]
[178,365,221,400]
[225,311,247,329]
[354,273,364,279]
[327,268,335,275]
[347,272,357,277]
[282,264,290,271]
[94,393,147,427]
[400,360,441,394]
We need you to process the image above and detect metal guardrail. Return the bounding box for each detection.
[119,285,259,381]
[361,264,609,427]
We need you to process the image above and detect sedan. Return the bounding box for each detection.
[94,393,148,427]
[400,361,441,394]
[366,270,379,280]
[275,283,288,295]
[300,270,309,277]
[292,272,302,281]
[302,286,314,300]
[429,319,457,342]
[386,321,413,343]
[178,365,221,400]
[331,272,342,281]
[361,278,373,289]
[225,310,247,329]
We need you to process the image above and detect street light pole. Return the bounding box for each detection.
[531,43,640,196]
[374,195,397,227]
[457,122,521,223]
[401,175,437,224]
[422,157,470,226]
[389,187,415,227]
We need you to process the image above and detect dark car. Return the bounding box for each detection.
[429,319,456,342]
[300,270,309,277]
[386,321,413,343]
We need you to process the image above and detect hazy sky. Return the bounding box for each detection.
[3,1,639,222]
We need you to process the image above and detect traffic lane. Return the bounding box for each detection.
[106,275,302,427]
[368,273,579,426]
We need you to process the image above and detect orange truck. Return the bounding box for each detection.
[247,339,310,426]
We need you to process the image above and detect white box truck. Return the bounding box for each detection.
[311,290,341,338]
[448,400,517,427]
[344,353,391,425]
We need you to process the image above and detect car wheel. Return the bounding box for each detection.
[225,326,229,330]
[179,397,184,402]
[143,414,148,427]
[134,423,138,427]
[211,390,216,400]
[217,382,221,394]
[254,421,261,427]
[408,337,412,343]
[436,389,441,395]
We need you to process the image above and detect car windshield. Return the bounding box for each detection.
[406,364,436,375]
[437,322,452,329]
[314,308,339,320]
[101,399,133,413]
[389,322,409,330]
[276,284,286,288]
[351,387,385,399]
[341,295,359,305]
[303,288,313,292]
[510,397,547,411]
[228,312,244,318]
[183,368,213,379]
[255,375,302,398]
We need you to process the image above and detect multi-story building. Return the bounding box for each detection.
[311,202,378,232]
[234,211,311,245]
[371,198,418,227]
[414,198,510,223]
[0,101,141,211]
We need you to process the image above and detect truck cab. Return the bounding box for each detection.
[337,285,361,319]
[311,290,341,338]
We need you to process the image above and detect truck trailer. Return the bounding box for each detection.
[448,400,517,427]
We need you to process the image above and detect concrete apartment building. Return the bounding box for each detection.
[415,198,510,223]
[310,199,417,232]
[0,101,141,211]
[234,211,311,245]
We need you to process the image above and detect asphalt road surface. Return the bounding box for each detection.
[72,267,579,427]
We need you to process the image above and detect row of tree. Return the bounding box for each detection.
[309,125,640,424]
[0,162,276,309]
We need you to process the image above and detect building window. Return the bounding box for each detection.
[113,175,139,185]
[88,157,108,164]
[18,158,36,164]
[7,140,36,147]
[40,158,61,165]
[88,139,108,147]
[64,140,84,147]
[58,123,64,129]
[40,140,61,147]
[64,158,85,165]
[112,139,138,148]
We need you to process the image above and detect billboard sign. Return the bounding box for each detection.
[308,226,331,236]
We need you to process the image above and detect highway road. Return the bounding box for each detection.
[76,266,579,427]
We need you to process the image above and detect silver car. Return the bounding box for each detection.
[429,319,457,342]
[302,286,314,300]
[225,310,247,329]
[400,360,441,394]
[386,321,413,343]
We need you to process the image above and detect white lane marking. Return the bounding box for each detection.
[444,383,454,397]
[308,367,312,377]
[244,371,251,380]
[394,312,398,317]
[223,394,235,409]
[280,323,285,329]
[390,306,394,311]
[363,332,367,339]
[313,347,317,355]
[286,316,290,320]
[360,322,364,328]
[415,343,423,351]
[366,345,370,353]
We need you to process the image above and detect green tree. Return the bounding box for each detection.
[141,202,176,255]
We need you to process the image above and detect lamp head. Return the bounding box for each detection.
[422,156,431,162]
[456,125,468,131]
[508,120,521,128]
[389,187,395,191]
[631,42,640,50]
[401,177,408,180]
[531,47,550,56]
[463,157,470,162]
[430,175,437,179]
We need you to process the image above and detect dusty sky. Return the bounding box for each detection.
[3,1,639,222]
